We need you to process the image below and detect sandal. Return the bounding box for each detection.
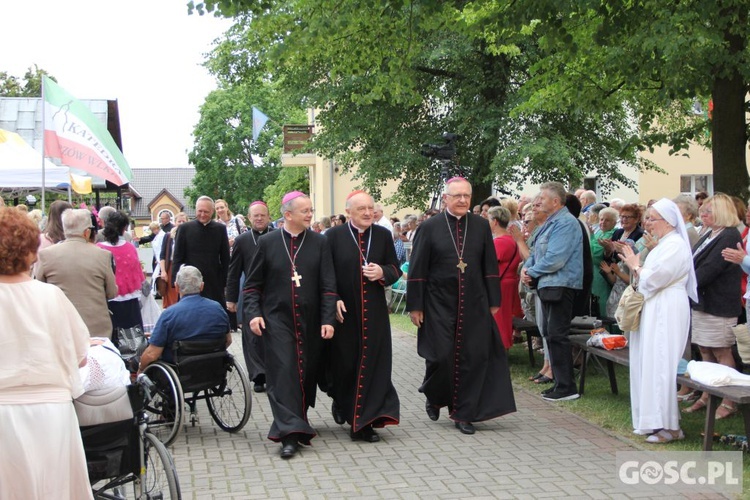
[646,429,685,444]
[682,399,707,413]
[716,403,739,420]
[677,391,698,402]
[529,372,544,382]
[534,375,554,384]
[632,429,654,436]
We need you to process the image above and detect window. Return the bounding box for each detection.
[680,175,712,196]
[583,177,598,193]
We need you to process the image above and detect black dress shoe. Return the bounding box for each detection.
[425,401,440,421]
[351,425,380,443]
[254,382,266,393]
[455,422,475,435]
[280,436,299,459]
[332,401,346,425]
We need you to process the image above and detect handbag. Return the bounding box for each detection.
[615,280,644,332]
[117,325,147,362]
[155,276,168,297]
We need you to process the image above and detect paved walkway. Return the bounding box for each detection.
[165,327,676,499]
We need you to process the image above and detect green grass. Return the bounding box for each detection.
[507,339,750,493]
[390,314,750,492]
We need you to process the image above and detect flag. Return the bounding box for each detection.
[70,173,92,194]
[252,106,269,142]
[43,76,132,186]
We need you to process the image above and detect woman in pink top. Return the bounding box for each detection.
[96,210,145,340]
[0,208,92,499]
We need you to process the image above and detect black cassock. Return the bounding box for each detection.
[406,212,516,423]
[172,220,230,306]
[243,229,337,443]
[326,223,401,432]
[226,227,272,382]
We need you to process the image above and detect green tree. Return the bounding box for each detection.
[262,166,309,217]
[463,0,749,198]
[0,65,55,97]
[189,1,648,209]
[186,69,306,213]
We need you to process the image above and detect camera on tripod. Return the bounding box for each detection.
[421,132,458,161]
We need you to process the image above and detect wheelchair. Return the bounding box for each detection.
[75,374,181,499]
[141,337,252,446]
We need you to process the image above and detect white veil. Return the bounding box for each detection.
[652,198,698,302]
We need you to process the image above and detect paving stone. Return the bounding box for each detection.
[159,326,688,499]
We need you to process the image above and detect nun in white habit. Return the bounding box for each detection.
[618,198,698,443]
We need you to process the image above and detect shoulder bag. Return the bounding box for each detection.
[614,278,644,332]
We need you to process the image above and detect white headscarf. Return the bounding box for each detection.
[652,198,698,302]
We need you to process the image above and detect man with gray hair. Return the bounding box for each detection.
[244,190,337,459]
[579,190,597,214]
[522,182,583,402]
[35,208,118,338]
[138,265,231,371]
[172,196,231,308]
[373,203,393,232]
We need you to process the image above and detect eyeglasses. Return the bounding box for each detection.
[445,194,471,201]
[699,210,713,215]
[620,215,636,220]
[646,217,665,222]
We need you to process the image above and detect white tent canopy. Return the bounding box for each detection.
[0,128,69,188]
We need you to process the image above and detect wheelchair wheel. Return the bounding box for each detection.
[206,354,252,432]
[143,363,184,446]
[142,432,181,499]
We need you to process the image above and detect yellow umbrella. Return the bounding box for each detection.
[70,172,92,194]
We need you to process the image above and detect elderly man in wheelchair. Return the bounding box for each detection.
[138,265,232,371]
[137,265,251,445]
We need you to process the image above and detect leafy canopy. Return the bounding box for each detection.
[189,0,742,205]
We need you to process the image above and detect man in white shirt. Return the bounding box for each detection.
[373,203,393,232]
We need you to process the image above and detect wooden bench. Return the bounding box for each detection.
[570,334,750,451]
[675,375,750,451]
[512,317,541,367]
[569,334,627,395]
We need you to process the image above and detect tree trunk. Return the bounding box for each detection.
[711,76,749,200]
[711,7,749,200]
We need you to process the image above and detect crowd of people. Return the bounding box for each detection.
[3,178,750,494]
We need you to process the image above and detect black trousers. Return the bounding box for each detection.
[539,287,577,395]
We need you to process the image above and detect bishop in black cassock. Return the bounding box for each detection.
[226,201,273,391]
[325,191,401,442]
[172,197,230,307]
[406,178,516,434]
[243,192,337,459]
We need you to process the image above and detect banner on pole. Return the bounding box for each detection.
[43,76,132,186]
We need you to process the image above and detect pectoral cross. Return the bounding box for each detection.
[291,269,302,287]
[456,259,467,273]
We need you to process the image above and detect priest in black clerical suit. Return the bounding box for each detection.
[325,191,401,443]
[406,177,516,435]
[172,196,230,307]
[243,191,338,459]
[226,201,273,392]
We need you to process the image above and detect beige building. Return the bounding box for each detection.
[281,117,417,221]
[638,146,714,203]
